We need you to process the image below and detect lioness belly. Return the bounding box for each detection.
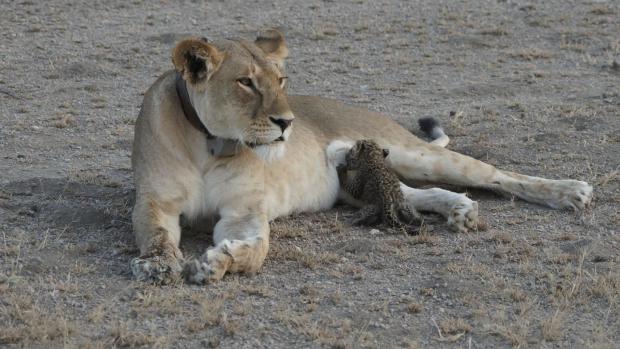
[179,143,340,222]
[264,150,340,219]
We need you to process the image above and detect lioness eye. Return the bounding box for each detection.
[237,77,253,87]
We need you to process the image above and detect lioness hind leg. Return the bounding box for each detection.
[388,145,593,211]
[486,171,593,210]
[400,183,479,233]
[130,196,183,284]
[182,214,269,284]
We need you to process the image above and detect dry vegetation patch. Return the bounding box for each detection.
[508,48,555,61]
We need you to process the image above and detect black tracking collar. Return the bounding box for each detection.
[175,73,242,157]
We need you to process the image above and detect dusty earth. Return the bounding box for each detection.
[1,0,619,348]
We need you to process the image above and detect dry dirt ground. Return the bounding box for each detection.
[1,0,619,348]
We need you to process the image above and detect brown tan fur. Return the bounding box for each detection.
[130,29,593,284]
[338,140,420,233]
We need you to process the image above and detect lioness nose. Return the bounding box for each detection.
[270,117,294,132]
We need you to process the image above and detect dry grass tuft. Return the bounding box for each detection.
[271,213,345,239]
[541,311,564,341]
[556,232,577,241]
[270,246,340,269]
[0,327,23,345]
[342,264,365,280]
[270,220,310,239]
[407,230,438,246]
[328,290,342,305]
[220,314,239,337]
[588,272,619,303]
[489,232,512,244]
[550,252,576,265]
[88,303,107,324]
[420,288,434,297]
[52,114,75,128]
[589,6,615,15]
[110,322,167,348]
[444,261,464,273]
[195,294,226,327]
[512,241,535,261]
[0,292,76,345]
[406,302,423,314]
[488,322,529,347]
[506,288,527,302]
[275,310,357,348]
[479,27,509,36]
[299,284,320,297]
[68,169,121,188]
[509,48,554,61]
[240,284,273,298]
[439,317,471,335]
[130,290,183,316]
[185,293,242,338]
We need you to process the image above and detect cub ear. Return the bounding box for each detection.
[355,141,365,153]
[172,38,223,84]
[255,29,289,67]
[382,149,390,158]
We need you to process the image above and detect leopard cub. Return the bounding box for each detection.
[338,139,421,233]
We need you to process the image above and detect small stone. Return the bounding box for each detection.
[369,229,383,235]
[592,255,610,263]
[22,257,45,274]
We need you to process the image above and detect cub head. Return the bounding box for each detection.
[172,29,293,160]
[346,140,387,170]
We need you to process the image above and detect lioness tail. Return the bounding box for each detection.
[418,117,449,148]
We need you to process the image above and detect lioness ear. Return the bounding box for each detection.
[172,38,223,84]
[255,29,289,66]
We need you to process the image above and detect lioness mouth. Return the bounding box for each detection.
[246,137,285,148]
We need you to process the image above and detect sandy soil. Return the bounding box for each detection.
[1,0,619,348]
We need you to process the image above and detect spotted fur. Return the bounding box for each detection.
[338,140,420,233]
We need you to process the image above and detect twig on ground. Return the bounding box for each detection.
[0,88,22,99]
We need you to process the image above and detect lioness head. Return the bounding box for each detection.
[172,29,293,160]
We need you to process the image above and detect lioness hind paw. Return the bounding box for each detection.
[546,180,593,211]
[447,200,479,233]
[130,255,182,285]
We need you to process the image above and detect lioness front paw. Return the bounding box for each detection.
[545,180,593,211]
[447,199,479,233]
[181,258,226,285]
[130,255,182,285]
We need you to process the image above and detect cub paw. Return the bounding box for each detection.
[130,254,182,285]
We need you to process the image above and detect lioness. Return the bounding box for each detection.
[131,30,593,284]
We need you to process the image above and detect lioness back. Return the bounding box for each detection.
[287,95,425,148]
